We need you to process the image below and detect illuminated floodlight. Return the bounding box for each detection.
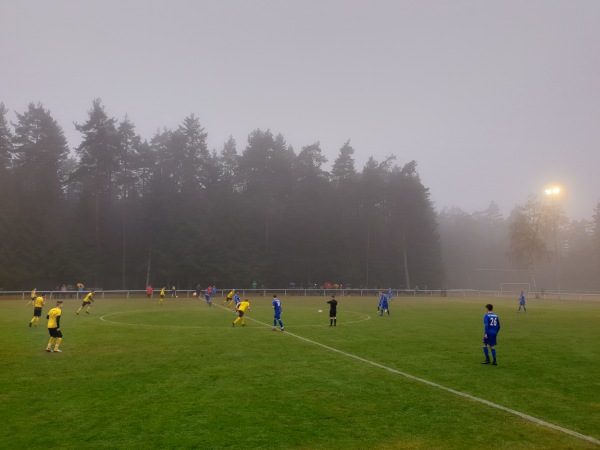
[545,186,561,196]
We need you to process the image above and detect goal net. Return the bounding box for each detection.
[500,283,530,295]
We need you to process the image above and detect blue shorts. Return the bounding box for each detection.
[483,334,498,347]
[274,312,281,320]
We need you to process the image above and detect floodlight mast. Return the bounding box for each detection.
[545,186,561,298]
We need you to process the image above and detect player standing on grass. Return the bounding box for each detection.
[388,287,393,303]
[482,304,500,365]
[378,291,390,316]
[327,295,338,326]
[45,300,63,352]
[76,290,94,315]
[160,287,165,304]
[518,291,527,313]
[272,294,284,331]
[233,299,250,327]
[29,293,46,327]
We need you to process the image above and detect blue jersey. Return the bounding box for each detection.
[273,298,282,313]
[519,294,525,305]
[388,289,393,299]
[234,293,241,305]
[379,294,388,308]
[484,313,500,335]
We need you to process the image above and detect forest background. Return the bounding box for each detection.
[0,100,598,292]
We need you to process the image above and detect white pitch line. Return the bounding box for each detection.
[232,307,600,446]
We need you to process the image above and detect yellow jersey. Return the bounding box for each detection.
[31,289,37,299]
[160,288,165,297]
[83,292,94,303]
[47,307,62,328]
[227,290,235,299]
[34,296,45,308]
[237,301,250,312]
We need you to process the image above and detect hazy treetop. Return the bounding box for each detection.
[1,0,599,219]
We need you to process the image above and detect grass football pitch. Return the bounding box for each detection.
[2,294,599,449]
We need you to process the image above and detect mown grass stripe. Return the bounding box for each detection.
[235,306,600,446]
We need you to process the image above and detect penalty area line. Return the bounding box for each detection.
[242,308,599,446]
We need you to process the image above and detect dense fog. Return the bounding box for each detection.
[1,101,598,292]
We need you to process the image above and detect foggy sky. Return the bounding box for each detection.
[1,0,599,220]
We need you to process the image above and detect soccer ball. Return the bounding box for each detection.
[318,309,323,313]
[192,292,197,297]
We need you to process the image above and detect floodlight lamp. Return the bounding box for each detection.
[545,186,561,196]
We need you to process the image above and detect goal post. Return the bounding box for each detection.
[500,283,530,295]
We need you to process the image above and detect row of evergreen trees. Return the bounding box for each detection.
[0,100,442,290]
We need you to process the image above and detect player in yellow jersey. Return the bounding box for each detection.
[160,287,165,304]
[76,290,95,315]
[233,299,250,327]
[45,301,64,352]
[29,293,46,327]
[224,289,236,307]
[27,288,37,305]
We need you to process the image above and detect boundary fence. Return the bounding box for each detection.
[1,288,599,301]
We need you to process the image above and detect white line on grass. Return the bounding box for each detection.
[230,306,600,446]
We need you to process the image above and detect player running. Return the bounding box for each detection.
[224,289,236,307]
[233,299,250,327]
[28,288,37,306]
[378,291,390,316]
[76,290,95,315]
[204,288,212,306]
[29,293,46,327]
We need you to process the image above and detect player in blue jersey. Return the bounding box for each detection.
[482,304,500,365]
[378,291,390,316]
[272,294,284,331]
[233,292,241,309]
[203,288,212,306]
[518,291,526,313]
[387,288,393,302]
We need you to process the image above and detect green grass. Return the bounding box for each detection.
[2,294,599,449]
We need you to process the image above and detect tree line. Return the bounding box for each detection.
[0,100,442,291]
[438,199,600,292]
